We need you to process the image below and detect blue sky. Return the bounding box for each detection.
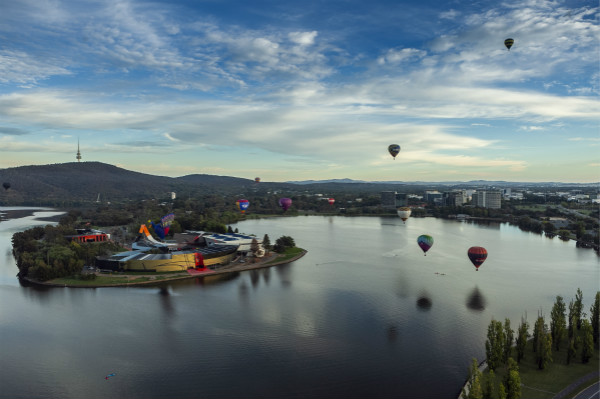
[0,0,598,182]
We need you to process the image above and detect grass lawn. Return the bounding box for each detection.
[264,247,304,265]
[482,339,599,399]
[48,274,178,286]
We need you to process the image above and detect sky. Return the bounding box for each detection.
[0,0,598,183]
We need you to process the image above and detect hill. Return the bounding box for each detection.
[0,162,262,205]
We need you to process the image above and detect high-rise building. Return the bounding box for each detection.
[381,191,397,208]
[472,190,501,209]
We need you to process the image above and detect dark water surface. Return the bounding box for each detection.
[0,208,598,398]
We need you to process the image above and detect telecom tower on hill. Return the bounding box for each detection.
[76,139,82,162]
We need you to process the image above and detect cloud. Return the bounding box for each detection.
[0,50,72,86]
[0,126,30,135]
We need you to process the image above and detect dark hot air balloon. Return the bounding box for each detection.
[2,182,10,190]
[279,197,292,211]
[388,144,401,159]
[417,235,434,256]
[504,38,514,51]
[254,177,261,183]
[468,246,488,270]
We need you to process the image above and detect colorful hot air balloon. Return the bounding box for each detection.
[328,198,335,205]
[504,38,514,51]
[236,199,250,214]
[388,144,401,159]
[417,235,434,256]
[467,246,488,270]
[279,197,292,211]
[255,177,261,183]
[397,207,411,223]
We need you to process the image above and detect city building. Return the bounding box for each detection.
[472,190,502,209]
[424,190,443,204]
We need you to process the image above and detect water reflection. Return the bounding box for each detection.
[158,286,174,317]
[466,286,486,311]
[387,325,399,343]
[416,295,432,311]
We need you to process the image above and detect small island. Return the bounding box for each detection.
[12,209,306,288]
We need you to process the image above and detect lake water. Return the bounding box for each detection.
[0,208,598,399]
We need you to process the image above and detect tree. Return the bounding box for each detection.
[466,358,483,399]
[567,334,577,365]
[485,319,505,371]
[502,358,521,399]
[550,296,567,351]
[273,235,296,253]
[580,319,594,363]
[503,319,514,364]
[482,369,494,399]
[498,383,507,399]
[533,315,553,369]
[590,292,599,347]
[250,238,259,257]
[262,234,271,254]
[516,317,529,363]
[573,288,584,330]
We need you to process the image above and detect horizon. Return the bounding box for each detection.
[1,161,598,186]
[0,0,598,183]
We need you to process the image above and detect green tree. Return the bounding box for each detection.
[483,369,495,399]
[485,320,505,371]
[580,319,594,363]
[250,238,259,256]
[515,317,529,363]
[466,358,483,399]
[567,334,577,365]
[503,319,514,364]
[262,234,271,253]
[550,295,567,351]
[533,315,553,368]
[590,292,599,347]
[498,383,507,399]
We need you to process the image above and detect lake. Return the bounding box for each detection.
[0,208,598,398]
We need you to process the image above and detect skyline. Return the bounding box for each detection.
[0,0,598,182]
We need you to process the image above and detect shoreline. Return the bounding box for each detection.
[23,249,307,288]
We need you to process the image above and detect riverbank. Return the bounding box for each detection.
[23,248,307,288]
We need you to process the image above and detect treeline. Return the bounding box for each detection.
[12,222,123,281]
[462,289,599,399]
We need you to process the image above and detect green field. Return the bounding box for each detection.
[49,274,175,286]
[264,247,304,265]
[480,339,599,399]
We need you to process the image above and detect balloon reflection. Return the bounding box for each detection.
[416,296,432,311]
[466,287,486,311]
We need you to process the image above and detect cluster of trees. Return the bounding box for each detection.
[463,289,599,399]
[12,218,122,281]
[272,236,296,253]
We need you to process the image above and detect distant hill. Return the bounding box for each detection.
[0,162,262,204]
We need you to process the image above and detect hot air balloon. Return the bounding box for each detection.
[236,199,250,214]
[279,197,292,211]
[2,182,10,190]
[467,246,488,270]
[388,144,401,159]
[417,235,434,256]
[150,213,175,240]
[255,177,261,183]
[397,207,411,223]
[504,38,514,51]
[328,198,335,205]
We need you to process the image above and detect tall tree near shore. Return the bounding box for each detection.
[580,319,594,363]
[262,234,271,254]
[550,296,567,351]
[534,316,553,370]
[590,292,599,347]
[503,319,514,364]
[466,358,483,399]
[485,319,505,371]
[482,369,494,399]
[504,358,521,399]
[516,317,529,363]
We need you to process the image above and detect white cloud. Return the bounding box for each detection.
[289,31,318,46]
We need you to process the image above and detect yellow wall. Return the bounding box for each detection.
[124,252,236,272]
